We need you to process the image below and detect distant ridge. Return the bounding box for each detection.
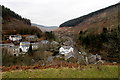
[32,23,58,32]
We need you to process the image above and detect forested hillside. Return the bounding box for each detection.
[55,3,120,62]
[2,5,31,25]
[1,5,42,37]
[60,3,119,27]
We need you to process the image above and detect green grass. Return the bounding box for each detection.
[2,65,118,78]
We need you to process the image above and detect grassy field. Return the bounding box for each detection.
[2,65,118,78]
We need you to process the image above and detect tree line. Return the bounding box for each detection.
[59,3,120,27]
[1,5,43,38]
[78,27,120,62]
[1,5,31,25]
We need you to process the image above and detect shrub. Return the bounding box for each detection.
[78,27,120,62]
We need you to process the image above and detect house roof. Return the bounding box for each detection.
[61,46,72,49]
[31,42,39,46]
[9,35,21,37]
[40,40,49,44]
[10,46,19,49]
[20,42,30,45]
[51,41,59,45]
[26,35,37,38]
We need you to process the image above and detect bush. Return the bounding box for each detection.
[44,31,55,41]
[78,27,120,62]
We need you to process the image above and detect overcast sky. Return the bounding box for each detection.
[1,0,119,26]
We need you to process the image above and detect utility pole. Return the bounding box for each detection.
[118,2,120,79]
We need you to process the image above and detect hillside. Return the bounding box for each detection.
[54,3,120,62]
[57,3,119,35]
[1,5,42,39]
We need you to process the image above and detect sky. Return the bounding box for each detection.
[1,0,120,26]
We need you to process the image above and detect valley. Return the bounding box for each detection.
[1,2,120,79]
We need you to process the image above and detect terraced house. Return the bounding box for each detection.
[9,35,22,42]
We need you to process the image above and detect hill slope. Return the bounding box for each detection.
[1,5,42,38]
[57,3,119,35]
[55,3,120,62]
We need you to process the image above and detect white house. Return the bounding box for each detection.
[59,46,75,60]
[25,35,38,41]
[19,42,30,53]
[9,35,22,41]
[31,42,39,50]
[59,46,74,55]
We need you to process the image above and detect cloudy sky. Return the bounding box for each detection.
[1,0,119,26]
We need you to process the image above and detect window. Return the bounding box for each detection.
[14,54,16,56]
